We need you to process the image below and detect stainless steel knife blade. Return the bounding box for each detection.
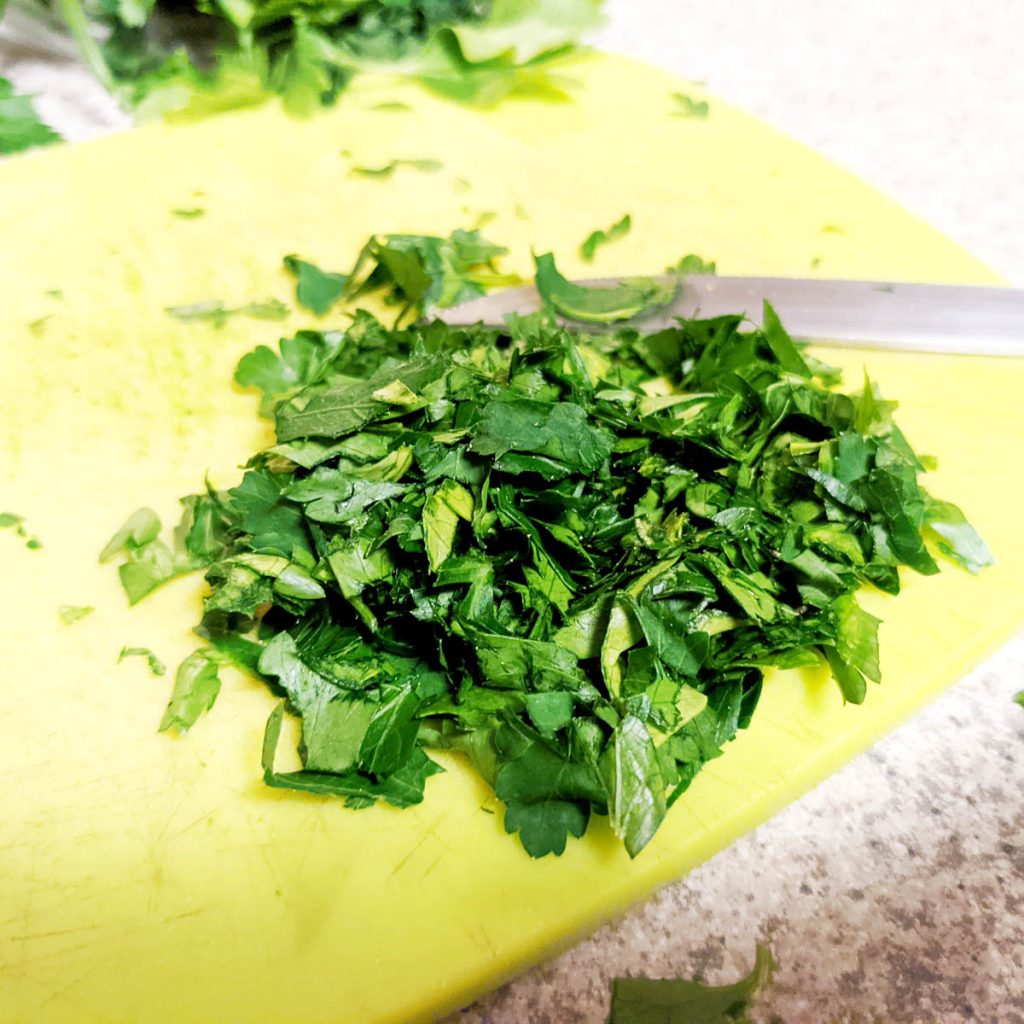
[437,275,1024,356]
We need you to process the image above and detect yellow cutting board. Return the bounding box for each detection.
[1,53,1022,1024]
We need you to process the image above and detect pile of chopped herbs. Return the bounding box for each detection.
[102,242,991,859]
[6,0,602,120]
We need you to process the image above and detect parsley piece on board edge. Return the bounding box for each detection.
[0,76,61,155]
[670,91,710,119]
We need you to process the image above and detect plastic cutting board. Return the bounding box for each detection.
[1,52,1022,1024]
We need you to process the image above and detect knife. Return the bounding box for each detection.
[438,275,1024,357]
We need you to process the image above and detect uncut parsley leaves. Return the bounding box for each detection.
[104,253,991,858]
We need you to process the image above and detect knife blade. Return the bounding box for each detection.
[438,275,1024,356]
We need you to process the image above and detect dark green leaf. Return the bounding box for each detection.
[609,944,775,1024]
[275,354,447,442]
[603,715,666,858]
[228,469,310,557]
[471,398,612,472]
[283,256,348,316]
[234,330,344,417]
[525,691,574,735]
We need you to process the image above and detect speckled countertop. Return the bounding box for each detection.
[3,2,1022,1021]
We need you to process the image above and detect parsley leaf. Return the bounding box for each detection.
[580,213,631,262]
[166,299,289,327]
[0,76,61,155]
[283,257,348,317]
[234,330,345,417]
[670,253,717,275]
[534,251,676,323]
[609,944,774,1023]
[670,91,710,119]
[118,646,167,676]
[58,604,95,625]
[159,648,222,733]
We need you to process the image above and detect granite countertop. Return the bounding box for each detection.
[3,1,1022,1020]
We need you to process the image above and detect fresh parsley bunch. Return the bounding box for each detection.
[10,0,602,119]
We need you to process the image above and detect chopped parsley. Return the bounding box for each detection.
[0,76,61,155]
[104,238,992,859]
[580,214,632,262]
[26,0,603,119]
[350,158,444,178]
[166,299,289,327]
[671,92,710,119]
[1,511,43,549]
[59,605,95,625]
[118,646,168,676]
[610,945,774,1022]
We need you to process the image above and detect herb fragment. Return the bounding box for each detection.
[1,510,43,549]
[350,158,444,178]
[283,257,349,317]
[58,604,94,625]
[159,649,222,733]
[671,253,717,275]
[285,228,517,322]
[118,646,167,676]
[172,208,205,218]
[670,91,710,119]
[166,299,289,327]
[609,944,774,1023]
[0,76,61,155]
[344,228,516,316]
[581,214,631,262]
